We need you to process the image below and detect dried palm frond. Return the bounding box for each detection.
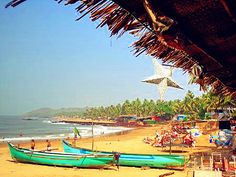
[5,0,236,99]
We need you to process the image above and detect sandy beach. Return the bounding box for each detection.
[0,124,218,177]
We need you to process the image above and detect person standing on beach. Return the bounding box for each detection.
[73,127,81,146]
[73,134,78,147]
[46,139,51,151]
[31,139,35,150]
[113,152,120,170]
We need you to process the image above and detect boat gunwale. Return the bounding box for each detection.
[62,140,185,158]
[8,142,113,158]
[8,142,115,168]
[62,140,188,170]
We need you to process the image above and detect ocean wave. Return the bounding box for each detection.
[0,134,68,143]
[42,120,52,124]
[42,120,74,125]
[51,122,70,125]
[0,125,133,143]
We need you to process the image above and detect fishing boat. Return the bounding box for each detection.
[62,140,187,169]
[8,142,114,168]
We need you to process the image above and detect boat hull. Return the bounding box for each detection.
[62,140,186,169]
[8,143,114,168]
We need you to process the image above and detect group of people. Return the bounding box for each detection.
[30,139,51,151]
[172,124,190,134]
[29,127,80,151]
[143,128,179,147]
[182,132,195,147]
[143,126,197,147]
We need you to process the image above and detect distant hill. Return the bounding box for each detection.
[23,107,87,118]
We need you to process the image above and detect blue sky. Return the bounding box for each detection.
[0,1,203,115]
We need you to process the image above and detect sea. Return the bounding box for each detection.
[0,115,131,142]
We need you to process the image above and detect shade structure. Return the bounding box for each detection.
[5,0,236,99]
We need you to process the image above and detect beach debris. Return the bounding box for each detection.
[158,172,174,177]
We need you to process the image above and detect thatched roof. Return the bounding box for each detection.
[6,0,236,99]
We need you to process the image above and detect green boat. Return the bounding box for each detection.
[62,140,187,169]
[8,142,114,168]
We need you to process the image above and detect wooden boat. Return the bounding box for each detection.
[62,140,187,169]
[8,142,114,168]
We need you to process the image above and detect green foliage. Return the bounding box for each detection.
[83,90,236,120]
[83,98,176,119]
[24,91,236,120]
[183,117,188,122]
[24,107,87,118]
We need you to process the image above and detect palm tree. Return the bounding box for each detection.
[121,100,132,115]
[81,90,235,120]
[172,99,184,114]
[132,98,142,116]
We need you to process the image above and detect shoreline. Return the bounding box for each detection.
[54,116,116,126]
[0,126,136,147]
[0,126,134,145]
[0,124,219,177]
[0,116,134,143]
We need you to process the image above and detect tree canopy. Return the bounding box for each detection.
[80,91,236,120]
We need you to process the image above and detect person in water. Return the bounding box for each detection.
[31,139,35,150]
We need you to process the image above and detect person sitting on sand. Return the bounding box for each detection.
[171,130,178,140]
[183,133,194,147]
[151,134,163,147]
[143,137,153,144]
[172,125,178,132]
[31,139,35,150]
[155,130,160,138]
[46,139,51,151]
[160,127,165,135]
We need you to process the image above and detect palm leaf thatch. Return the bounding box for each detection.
[6,0,236,99]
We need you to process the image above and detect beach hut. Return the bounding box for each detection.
[116,115,137,122]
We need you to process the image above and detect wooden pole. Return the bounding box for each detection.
[92,121,94,151]
[210,157,213,171]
